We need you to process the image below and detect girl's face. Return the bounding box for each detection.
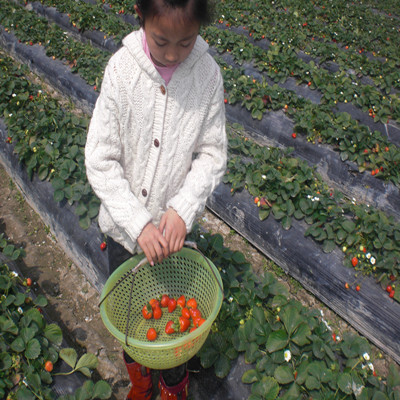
[137,6,200,67]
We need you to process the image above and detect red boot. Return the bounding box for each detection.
[123,352,152,400]
[158,369,189,400]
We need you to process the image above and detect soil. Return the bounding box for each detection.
[0,161,398,399]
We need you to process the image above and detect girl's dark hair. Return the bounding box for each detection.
[136,0,215,27]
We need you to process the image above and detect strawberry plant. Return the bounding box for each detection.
[0,239,111,399]
[0,55,100,229]
[223,125,400,301]
[190,228,400,399]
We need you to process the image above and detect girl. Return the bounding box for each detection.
[85,0,227,398]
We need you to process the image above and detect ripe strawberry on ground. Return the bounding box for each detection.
[386,285,393,293]
[147,328,157,341]
[100,241,107,251]
[389,290,395,298]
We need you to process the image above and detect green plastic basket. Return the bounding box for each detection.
[99,245,223,369]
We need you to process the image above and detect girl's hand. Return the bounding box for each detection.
[138,222,169,266]
[159,208,187,255]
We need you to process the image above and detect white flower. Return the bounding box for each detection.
[262,175,266,179]
[370,257,376,265]
[366,253,371,259]
[228,296,233,303]
[8,113,12,117]
[363,352,370,361]
[17,307,23,314]
[11,271,18,277]
[336,336,341,341]
[368,363,374,371]
[12,93,16,97]
[284,350,291,362]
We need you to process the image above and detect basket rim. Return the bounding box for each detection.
[99,247,223,350]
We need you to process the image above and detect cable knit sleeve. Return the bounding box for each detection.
[85,62,152,244]
[167,67,227,231]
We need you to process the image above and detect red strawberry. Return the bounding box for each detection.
[165,320,176,334]
[389,290,395,298]
[386,285,393,293]
[149,298,160,310]
[142,304,153,320]
[190,308,202,320]
[160,294,170,308]
[178,316,190,332]
[351,257,358,267]
[153,306,162,320]
[168,298,177,313]
[100,242,107,251]
[147,328,157,341]
[181,307,190,320]
[187,298,197,309]
[177,295,186,308]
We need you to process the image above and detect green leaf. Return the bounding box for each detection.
[274,365,294,384]
[21,327,37,344]
[11,337,25,352]
[93,380,112,399]
[33,295,48,308]
[75,353,98,372]
[281,305,303,336]
[60,348,78,369]
[25,338,41,359]
[338,372,352,394]
[291,323,311,346]
[342,220,356,233]
[305,375,320,390]
[44,323,63,346]
[322,239,336,253]
[252,376,280,400]
[214,354,231,379]
[0,352,12,371]
[387,363,400,388]
[266,330,288,353]
[242,369,260,384]
[199,346,219,369]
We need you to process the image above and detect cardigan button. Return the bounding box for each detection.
[154,138,160,147]
[160,85,166,95]
[142,189,147,197]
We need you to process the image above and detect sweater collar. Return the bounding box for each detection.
[122,28,209,82]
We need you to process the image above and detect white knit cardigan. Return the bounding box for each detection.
[85,29,227,254]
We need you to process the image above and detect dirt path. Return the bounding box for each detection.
[0,162,397,398]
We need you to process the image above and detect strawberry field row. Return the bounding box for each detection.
[14,0,398,190]
[1,2,399,287]
[2,0,400,194]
